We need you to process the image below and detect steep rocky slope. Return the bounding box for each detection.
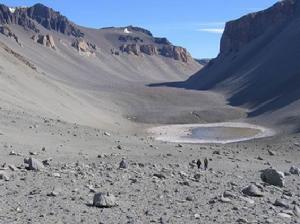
[182,0,300,131]
[0,3,225,131]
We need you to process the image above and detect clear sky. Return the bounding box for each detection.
[2,0,278,58]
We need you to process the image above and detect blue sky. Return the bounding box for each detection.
[3,0,278,58]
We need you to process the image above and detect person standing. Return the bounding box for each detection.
[204,158,208,170]
[196,159,202,169]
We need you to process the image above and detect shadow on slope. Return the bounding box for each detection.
[148,14,300,119]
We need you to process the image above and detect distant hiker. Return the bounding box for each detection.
[196,159,202,169]
[204,158,208,170]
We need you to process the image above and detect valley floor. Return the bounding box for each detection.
[0,105,300,224]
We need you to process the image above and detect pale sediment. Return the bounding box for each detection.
[148,122,276,144]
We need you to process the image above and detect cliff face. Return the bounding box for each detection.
[119,42,191,62]
[182,0,300,124]
[0,4,83,37]
[117,29,192,63]
[220,0,298,54]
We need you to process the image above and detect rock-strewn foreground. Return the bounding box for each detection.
[0,108,300,224]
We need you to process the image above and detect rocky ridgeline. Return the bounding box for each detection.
[0,25,22,46]
[31,34,56,50]
[220,0,298,54]
[0,4,192,62]
[126,25,153,37]
[119,43,191,63]
[0,3,83,37]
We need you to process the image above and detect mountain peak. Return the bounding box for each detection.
[0,3,84,37]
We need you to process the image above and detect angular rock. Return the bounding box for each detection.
[261,168,285,187]
[293,205,300,217]
[47,187,61,197]
[236,218,248,223]
[93,192,118,208]
[8,164,17,171]
[104,132,111,136]
[242,184,264,197]
[153,173,166,179]
[274,199,289,209]
[290,166,300,175]
[220,195,232,203]
[268,149,276,156]
[119,159,128,169]
[0,171,9,181]
[24,157,44,171]
[278,213,291,219]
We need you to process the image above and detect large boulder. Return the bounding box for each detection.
[261,168,285,187]
[242,184,264,197]
[93,192,118,208]
[24,157,45,171]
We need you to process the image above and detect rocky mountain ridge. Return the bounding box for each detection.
[0,3,193,63]
[0,3,83,37]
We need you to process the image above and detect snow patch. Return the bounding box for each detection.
[9,7,16,13]
[124,28,131,34]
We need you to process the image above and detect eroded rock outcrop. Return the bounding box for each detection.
[120,44,140,56]
[140,44,158,56]
[220,0,298,54]
[160,45,191,63]
[119,35,143,43]
[120,42,191,62]
[0,25,22,46]
[32,34,56,49]
[72,38,96,56]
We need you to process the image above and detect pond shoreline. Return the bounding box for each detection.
[148,122,276,144]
